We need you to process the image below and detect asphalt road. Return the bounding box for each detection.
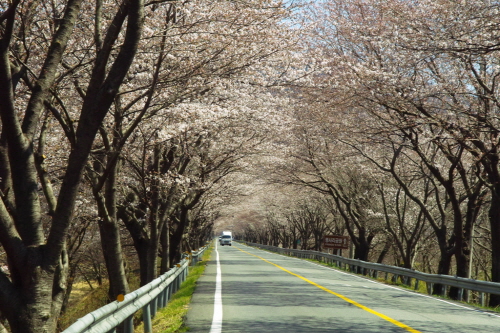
[185,242,500,332]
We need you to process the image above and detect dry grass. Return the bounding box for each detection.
[58,281,110,331]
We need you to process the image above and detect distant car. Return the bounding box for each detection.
[219,234,232,246]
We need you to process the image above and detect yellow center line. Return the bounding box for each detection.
[235,246,421,333]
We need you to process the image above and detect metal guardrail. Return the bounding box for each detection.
[62,245,208,333]
[243,242,500,306]
[190,246,206,266]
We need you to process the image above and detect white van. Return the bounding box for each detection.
[220,231,232,246]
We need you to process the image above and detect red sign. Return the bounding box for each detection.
[323,235,349,249]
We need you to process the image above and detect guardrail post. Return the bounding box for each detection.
[151,296,158,317]
[157,293,162,312]
[172,275,177,294]
[157,289,164,309]
[168,283,173,301]
[414,279,419,291]
[458,288,464,301]
[143,304,153,333]
[123,314,134,333]
[161,286,168,307]
[404,276,410,286]
[480,292,485,306]
[427,283,433,295]
[170,276,178,296]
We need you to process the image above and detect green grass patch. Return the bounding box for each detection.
[136,246,213,333]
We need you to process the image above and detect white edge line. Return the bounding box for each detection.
[209,241,223,333]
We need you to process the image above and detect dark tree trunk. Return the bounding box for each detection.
[98,217,130,299]
[169,212,188,267]
[376,238,392,264]
[135,239,150,287]
[118,204,151,286]
[488,189,500,307]
[160,221,170,274]
[433,246,453,295]
[353,242,370,261]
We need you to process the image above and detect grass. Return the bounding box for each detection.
[136,246,213,333]
[58,281,111,330]
[59,246,212,332]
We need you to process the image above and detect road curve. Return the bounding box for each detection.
[185,242,500,332]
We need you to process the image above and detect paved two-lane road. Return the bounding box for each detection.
[186,242,500,332]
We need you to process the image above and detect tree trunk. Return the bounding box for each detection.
[95,160,130,299]
[376,238,392,264]
[433,247,453,295]
[98,217,130,299]
[353,242,370,261]
[169,214,188,267]
[9,275,61,333]
[136,239,150,287]
[488,188,500,307]
[160,221,170,274]
[59,264,77,319]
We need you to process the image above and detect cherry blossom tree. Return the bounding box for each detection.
[79,1,304,298]
[0,0,146,331]
[305,0,499,303]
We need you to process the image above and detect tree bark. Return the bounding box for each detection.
[488,187,500,306]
